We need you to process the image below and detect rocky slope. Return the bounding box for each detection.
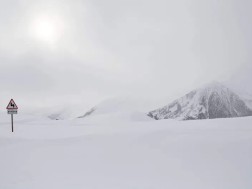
[148,82,252,120]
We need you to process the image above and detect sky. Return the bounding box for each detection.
[0,0,252,114]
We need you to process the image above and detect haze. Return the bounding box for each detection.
[0,0,251,113]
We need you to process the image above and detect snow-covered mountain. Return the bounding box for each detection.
[78,97,153,122]
[148,82,252,120]
[240,94,252,110]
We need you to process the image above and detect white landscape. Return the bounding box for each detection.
[1,0,252,188]
[1,111,252,189]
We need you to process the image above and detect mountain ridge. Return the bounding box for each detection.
[148,82,252,120]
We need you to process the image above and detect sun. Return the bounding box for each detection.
[34,19,56,42]
[30,15,64,45]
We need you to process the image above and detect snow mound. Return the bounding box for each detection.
[78,97,153,122]
[148,82,252,120]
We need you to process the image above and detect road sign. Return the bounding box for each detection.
[6,99,18,110]
[6,99,18,133]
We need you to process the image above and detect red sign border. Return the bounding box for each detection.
[6,99,18,110]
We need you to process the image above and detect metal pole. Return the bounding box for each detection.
[11,114,14,133]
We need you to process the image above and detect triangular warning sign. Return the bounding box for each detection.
[6,99,18,109]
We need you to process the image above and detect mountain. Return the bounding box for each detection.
[46,101,100,120]
[148,82,252,120]
[240,94,252,110]
[78,97,153,122]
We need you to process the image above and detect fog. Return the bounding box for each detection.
[0,0,251,113]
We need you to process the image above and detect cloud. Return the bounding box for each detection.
[0,0,251,112]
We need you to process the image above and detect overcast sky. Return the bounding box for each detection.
[0,0,252,113]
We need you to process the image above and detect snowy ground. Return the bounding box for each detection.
[1,113,252,189]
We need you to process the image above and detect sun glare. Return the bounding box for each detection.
[31,15,64,45]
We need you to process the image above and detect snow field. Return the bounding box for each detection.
[0,113,252,189]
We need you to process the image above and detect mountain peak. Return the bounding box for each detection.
[148,82,252,120]
[200,81,228,91]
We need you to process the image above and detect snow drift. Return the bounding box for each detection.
[78,97,153,122]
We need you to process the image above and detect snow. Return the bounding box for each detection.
[49,96,157,120]
[149,82,252,120]
[1,112,252,189]
[77,96,155,123]
[80,96,156,116]
[169,104,178,112]
[241,94,252,109]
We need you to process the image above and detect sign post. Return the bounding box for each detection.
[6,99,18,133]
[11,114,14,132]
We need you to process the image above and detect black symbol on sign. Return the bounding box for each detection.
[11,103,15,108]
